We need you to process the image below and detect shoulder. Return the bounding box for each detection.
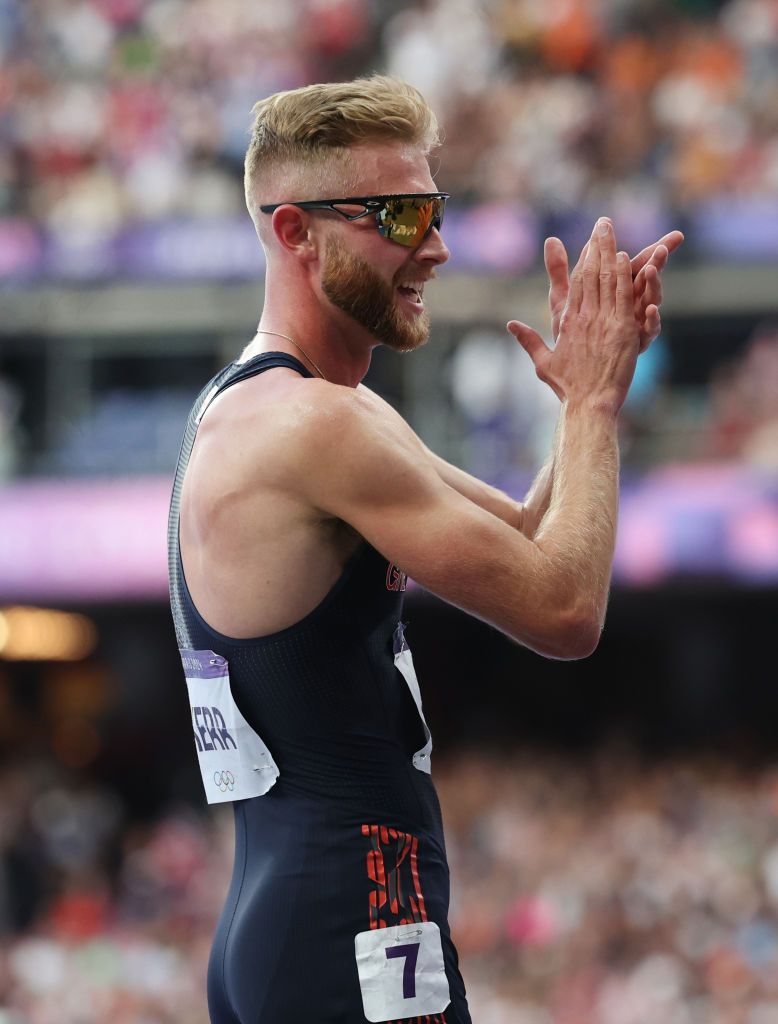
[200,373,421,491]
[290,381,425,484]
[202,371,375,443]
[268,378,419,457]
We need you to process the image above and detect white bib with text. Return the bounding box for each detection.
[180,648,279,804]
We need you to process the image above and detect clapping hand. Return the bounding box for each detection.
[506,218,676,413]
[541,222,684,354]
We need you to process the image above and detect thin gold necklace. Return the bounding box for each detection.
[257,330,328,382]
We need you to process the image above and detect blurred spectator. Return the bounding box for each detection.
[449,326,558,487]
[706,321,778,469]
[3,0,778,238]
[1,748,777,1022]
[446,314,778,476]
[448,326,676,480]
[440,747,778,1024]
[0,757,225,1023]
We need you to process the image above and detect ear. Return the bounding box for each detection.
[271,205,318,262]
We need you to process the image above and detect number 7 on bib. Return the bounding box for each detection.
[354,921,450,1021]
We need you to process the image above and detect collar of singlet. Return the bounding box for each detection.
[231,351,315,379]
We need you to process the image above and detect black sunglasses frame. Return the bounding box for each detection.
[259,192,450,245]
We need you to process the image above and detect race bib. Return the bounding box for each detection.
[354,921,450,1022]
[393,623,433,773]
[180,648,279,804]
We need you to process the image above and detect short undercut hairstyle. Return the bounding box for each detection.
[244,75,440,225]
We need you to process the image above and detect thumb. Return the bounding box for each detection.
[507,320,548,365]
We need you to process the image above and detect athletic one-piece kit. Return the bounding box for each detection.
[168,352,472,1023]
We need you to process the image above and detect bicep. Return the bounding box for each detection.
[357,384,524,532]
[299,401,563,651]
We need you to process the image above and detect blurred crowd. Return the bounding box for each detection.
[2,0,778,239]
[3,317,778,483]
[441,749,778,1024]
[0,758,223,1023]
[705,321,778,470]
[447,317,778,480]
[1,748,777,1023]
[2,0,778,490]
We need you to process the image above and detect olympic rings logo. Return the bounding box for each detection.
[214,769,235,792]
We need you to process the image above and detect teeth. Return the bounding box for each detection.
[398,282,424,298]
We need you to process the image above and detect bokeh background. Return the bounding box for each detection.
[1,0,778,1021]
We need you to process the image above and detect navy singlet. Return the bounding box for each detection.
[168,352,472,1024]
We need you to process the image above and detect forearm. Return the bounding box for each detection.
[520,449,555,539]
[424,448,523,529]
[427,442,555,540]
[532,401,620,633]
[423,404,619,657]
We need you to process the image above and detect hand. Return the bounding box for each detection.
[544,224,684,354]
[507,218,640,414]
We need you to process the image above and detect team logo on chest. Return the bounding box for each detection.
[386,563,408,592]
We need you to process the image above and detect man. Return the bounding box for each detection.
[168,76,682,1024]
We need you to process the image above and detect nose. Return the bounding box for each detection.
[415,226,450,267]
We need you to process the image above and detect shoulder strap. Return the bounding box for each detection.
[194,351,315,426]
[222,351,315,393]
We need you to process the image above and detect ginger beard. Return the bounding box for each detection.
[321,236,430,352]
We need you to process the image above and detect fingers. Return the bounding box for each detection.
[616,250,633,321]
[598,218,617,308]
[544,236,569,340]
[508,320,563,399]
[507,320,550,366]
[638,262,663,314]
[572,238,590,274]
[630,231,683,278]
[545,234,569,304]
[634,246,669,299]
[565,230,593,317]
[655,230,684,259]
[547,218,675,346]
[639,305,661,353]
[544,236,569,284]
[632,245,667,302]
[579,219,602,316]
[633,245,666,341]
[631,238,673,348]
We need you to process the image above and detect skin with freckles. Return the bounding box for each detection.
[179,134,683,656]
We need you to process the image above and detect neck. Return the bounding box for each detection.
[243,275,374,388]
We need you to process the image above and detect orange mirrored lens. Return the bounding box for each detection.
[376,198,444,247]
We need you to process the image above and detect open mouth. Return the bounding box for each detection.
[396,283,425,311]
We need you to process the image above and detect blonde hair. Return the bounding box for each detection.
[244,75,440,221]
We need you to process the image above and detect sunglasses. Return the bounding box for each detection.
[259,192,449,248]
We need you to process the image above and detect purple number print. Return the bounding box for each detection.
[385,942,420,998]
